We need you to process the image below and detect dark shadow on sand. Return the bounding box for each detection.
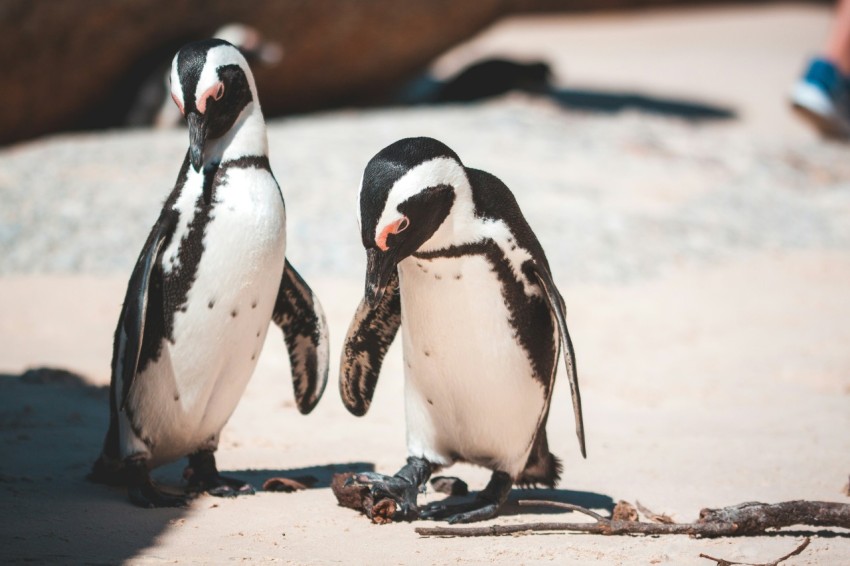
[0,367,370,563]
[0,367,181,563]
[508,487,616,515]
[394,58,735,121]
[548,89,734,120]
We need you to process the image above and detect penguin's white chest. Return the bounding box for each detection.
[124,167,286,465]
[398,254,546,477]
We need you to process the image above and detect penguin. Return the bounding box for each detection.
[89,39,329,508]
[340,137,585,524]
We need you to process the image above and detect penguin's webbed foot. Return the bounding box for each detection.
[124,456,189,508]
[184,450,255,498]
[420,470,512,524]
[420,498,503,524]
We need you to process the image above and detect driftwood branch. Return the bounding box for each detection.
[415,500,850,538]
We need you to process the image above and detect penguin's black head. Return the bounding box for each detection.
[170,39,256,171]
[359,137,465,307]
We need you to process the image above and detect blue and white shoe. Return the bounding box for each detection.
[791,58,850,139]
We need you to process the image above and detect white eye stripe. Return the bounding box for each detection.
[375,157,467,242]
[397,217,410,231]
[169,53,184,113]
[194,45,252,109]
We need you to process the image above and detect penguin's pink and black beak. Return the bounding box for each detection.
[187,112,208,172]
[365,248,398,308]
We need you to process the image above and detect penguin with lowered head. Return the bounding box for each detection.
[340,137,585,524]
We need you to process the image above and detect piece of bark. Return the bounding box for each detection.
[262,476,317,492]
[330,472,397,524]
[331,473,372,513]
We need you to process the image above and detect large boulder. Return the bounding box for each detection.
[0,0,508,144]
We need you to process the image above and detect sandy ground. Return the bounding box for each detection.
[1,4,849,565]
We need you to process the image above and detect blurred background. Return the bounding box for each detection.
[1,1,849,564]
[0,0,837,145]
[0,0,846,279]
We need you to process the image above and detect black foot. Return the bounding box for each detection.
[421,470,512,524]
[420,499,502,524]
[347,457,433,522]
[124,457,189,508]
[185,450,255,498]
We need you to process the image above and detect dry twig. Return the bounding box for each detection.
[415,500,850,538]
[699,537,810,566]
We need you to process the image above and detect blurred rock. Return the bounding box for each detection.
[0,0,507,144]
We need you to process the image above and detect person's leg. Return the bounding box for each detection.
[824,0,850,74]
[791,1,850,138]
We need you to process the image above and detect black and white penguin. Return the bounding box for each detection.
[340,137,585,524]
[89,39,329,508]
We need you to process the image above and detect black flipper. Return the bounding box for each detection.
[272,259,330,414]
[339,269,401,416]
[118,210,178,411]
[532,266,586,458]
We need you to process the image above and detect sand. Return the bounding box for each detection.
[1,4,848,565]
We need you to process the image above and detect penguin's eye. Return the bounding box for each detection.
[214,83,225,100]
[375,215,411,251]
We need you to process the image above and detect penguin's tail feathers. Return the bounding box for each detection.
[516,451,562,489]
[87,453,129,486]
